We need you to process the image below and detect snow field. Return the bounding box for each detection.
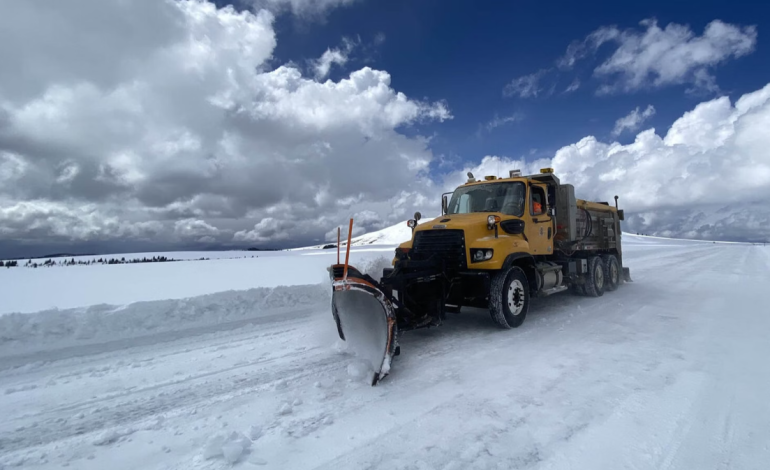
[0,237,769,469]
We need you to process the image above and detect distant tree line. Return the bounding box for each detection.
[3,255,196,268]
[0,254,266,269]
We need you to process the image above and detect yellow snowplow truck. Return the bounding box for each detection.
[330,168,631,384]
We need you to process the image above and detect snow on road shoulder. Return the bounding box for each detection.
[0,283,330,358]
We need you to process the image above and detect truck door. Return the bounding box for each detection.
[525,184,553,255]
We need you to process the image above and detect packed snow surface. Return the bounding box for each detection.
[1,234,769,469]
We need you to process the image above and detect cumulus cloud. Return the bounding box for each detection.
[2,2,767,257]
[612,105,656,136]
[0,0,451,256]
[443,83,770,242]
[562,18,757,95]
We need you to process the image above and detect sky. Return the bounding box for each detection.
[1,0,770,258]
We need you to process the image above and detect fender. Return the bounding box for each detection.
[501,252,536,271]
[501,252,539,295]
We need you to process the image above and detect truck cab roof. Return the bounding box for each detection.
[460,169,560,188]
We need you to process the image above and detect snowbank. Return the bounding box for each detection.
[0,284,330,357]
[0,247,388,315]
[297,216,435,249]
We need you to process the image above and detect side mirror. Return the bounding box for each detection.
[414,211,421,221]
[547,207,555,217]
[441,191,453,216]
[617,209,624,221]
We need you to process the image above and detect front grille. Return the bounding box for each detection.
[411,229,466,269]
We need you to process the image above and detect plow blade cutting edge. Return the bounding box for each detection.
[331,265,398,386]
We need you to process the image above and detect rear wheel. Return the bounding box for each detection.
[602,254,620,292]
[489,266,529,329]
[583,256,605,297]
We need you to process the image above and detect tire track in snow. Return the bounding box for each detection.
[0,316,339,453]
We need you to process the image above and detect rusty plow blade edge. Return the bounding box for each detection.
[331,266,397,386]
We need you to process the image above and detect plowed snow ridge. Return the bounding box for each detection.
[0,284,329,357]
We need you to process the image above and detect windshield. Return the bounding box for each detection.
[447,181,525,216]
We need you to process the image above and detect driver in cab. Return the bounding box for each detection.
[532,194,543,215]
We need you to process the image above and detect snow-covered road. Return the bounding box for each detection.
[1,239,769,469]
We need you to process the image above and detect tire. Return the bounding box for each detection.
[583,256,605,297]
[489,266,529,329]
[602,254,620,292]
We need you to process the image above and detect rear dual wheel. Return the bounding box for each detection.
[583,256,605,297]
[581,254,620,297]
[602,254,621,292]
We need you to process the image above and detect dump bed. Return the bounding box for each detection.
[554,184,622,254]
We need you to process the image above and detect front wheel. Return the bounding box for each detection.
[489,266,530,329]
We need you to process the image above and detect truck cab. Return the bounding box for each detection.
[395,171,555,271]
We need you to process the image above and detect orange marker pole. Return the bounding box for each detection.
[337,227,340,265]
[343,218,353,280]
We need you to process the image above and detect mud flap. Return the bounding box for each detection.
[622,267,633,282]
[330,265,398,386]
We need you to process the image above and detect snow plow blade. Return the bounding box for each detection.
[330,264,398,386]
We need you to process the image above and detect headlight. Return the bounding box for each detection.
[471,249,494,262]
[486,215,501,229]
